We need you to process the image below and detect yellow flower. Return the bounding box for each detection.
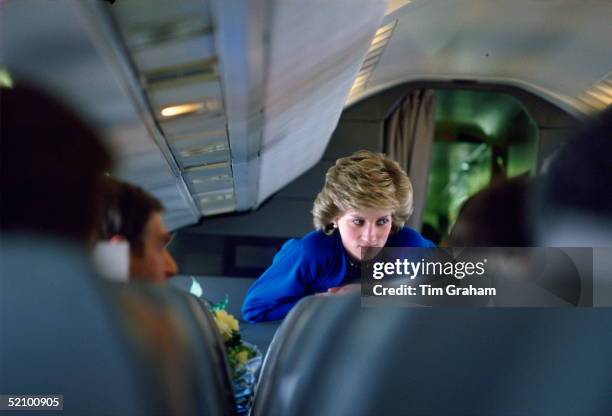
[235,350,250,366]
[213,310,239,339]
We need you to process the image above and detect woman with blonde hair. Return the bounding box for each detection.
[242,150,434,322]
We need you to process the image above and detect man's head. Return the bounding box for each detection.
[449,175,533,247]
[534,107,612,246]
[1,83,112,243]
[99,178,178,282]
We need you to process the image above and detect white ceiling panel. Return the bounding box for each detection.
[256,0,389,203]
[147,78,223,112]
[8,0,607,229]
[170,136,230,169]
[353,0,612,115]
[2,0,201,230]
[131,33,215,74]
[159,112,227,138]
[111,0,211,30]
[195,189,236,216]
[183,162,234,195]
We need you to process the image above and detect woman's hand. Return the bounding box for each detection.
[325,283,361,295]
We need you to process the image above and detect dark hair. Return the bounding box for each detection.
[535,107,612,225]
[449,175,533,247]
[0,83,112,242]
[98,178,163,255]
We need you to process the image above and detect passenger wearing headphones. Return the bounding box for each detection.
[97,178,179,283]
[0,83,157,415]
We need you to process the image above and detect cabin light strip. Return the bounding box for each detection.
[126,17,211,49]
[160,98,221,118]
[189,174,231,184]
[161,102,204,117]
[198,192,234,204]
[169,128,227,143]
[575,75,612,113]
[184,161,230,172]
[195,189,236,215]
[179,143,227,158]
[347,20,398,101]
[193,187,236,216]
[142,58,218,88]
[385,0,412,16]
[99,1,234,220]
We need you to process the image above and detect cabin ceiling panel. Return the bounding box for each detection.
[147,78,223,113]
[1,0,138,129]
[114,153,177,190]
[2,0,200,230]
[258,88,355,202]
[205,0,259,211]
[148,182,201,230]
[11,0,606,229]
[257,0,389,204]
[110,0,211,30]
[159,113,227,139]
[131,34,216,74]
[104,0,233,220]
[357,0,612,115]
[183,162,233,194]
[194,189,236,217]
[169,135,230,170]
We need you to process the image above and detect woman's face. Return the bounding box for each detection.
[335,207,393,261]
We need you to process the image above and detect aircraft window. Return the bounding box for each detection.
[422,90,539,244]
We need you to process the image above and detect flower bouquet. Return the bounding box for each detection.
[190,280,262,414]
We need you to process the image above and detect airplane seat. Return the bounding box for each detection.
[168,275,283,355]
[175,289,238,416]
[250,294,360,416]
[106,283,238,416]
[248,289,612,416]
[293,307,612,416]
[0,235,160,416]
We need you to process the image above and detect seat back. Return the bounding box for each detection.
[300,306,612,416]
[250,294,359,416]
[250,290,612,416]
[0,236,160,415]
[109,284,237,416]
[185,293,238,415]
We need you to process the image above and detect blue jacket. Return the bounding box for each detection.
[242,227,434,322]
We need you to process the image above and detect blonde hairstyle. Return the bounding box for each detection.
[312,150,413,235]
